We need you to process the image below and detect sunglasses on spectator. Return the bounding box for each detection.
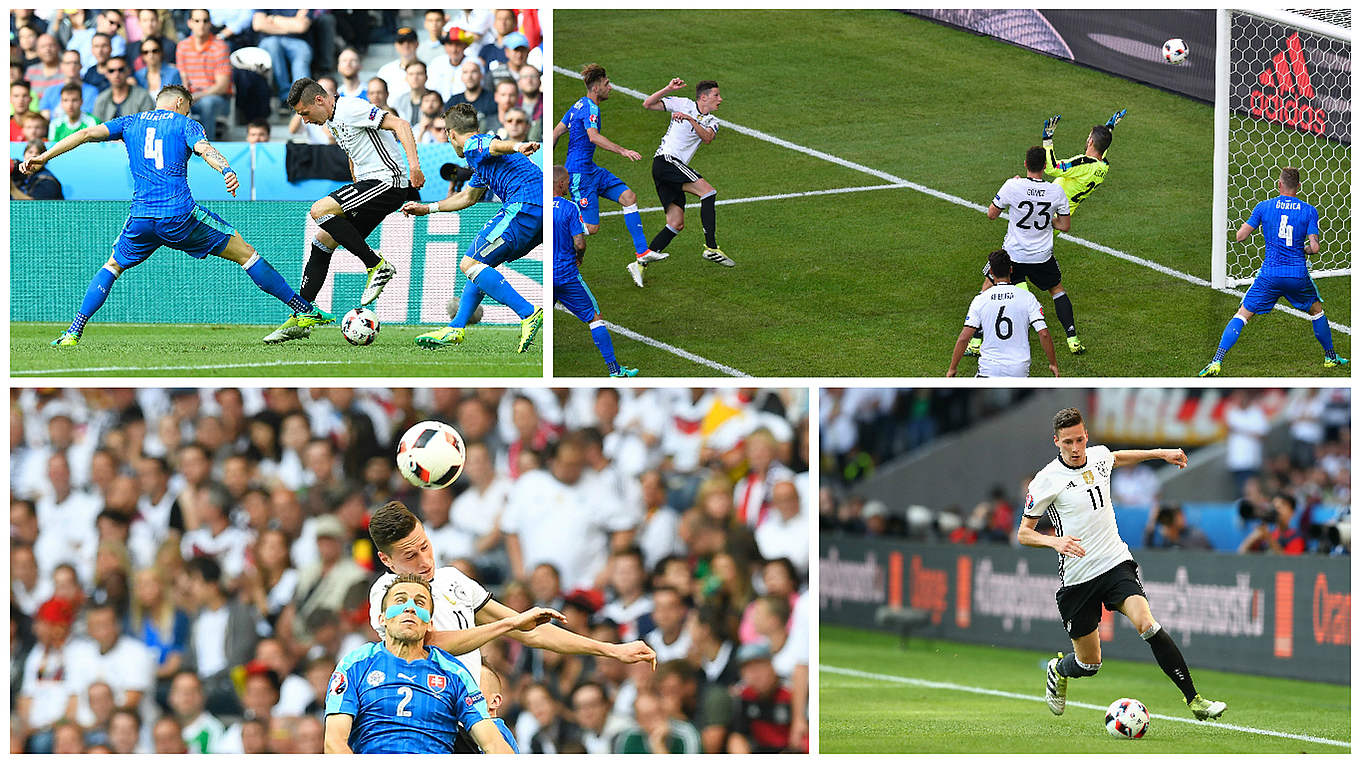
[505,118,526,124]
[142,46,161,54]
[106,66,127,73]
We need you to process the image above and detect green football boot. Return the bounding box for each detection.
[609,366,640,378]
[50,330,80,347]
[518,307,543,353]
[1323,354,1349,369]
[1186,693,1227,721]
[415,326,464,350]
[1197,360,1222,377]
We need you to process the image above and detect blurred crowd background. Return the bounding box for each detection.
[11,387,810,754]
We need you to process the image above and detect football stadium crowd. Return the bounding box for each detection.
[10,387,811,754]
[820,388,1350,556]
[10,9,544,198]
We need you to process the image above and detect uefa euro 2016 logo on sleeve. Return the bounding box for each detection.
[330,672,347,695]
[464,692,485,706]
[427,674,447,693]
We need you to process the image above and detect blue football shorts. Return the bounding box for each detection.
[569,165,629,226]
[1241,272,1322,314]
[112,205,234,268]
[464,203,543,267]
[554,274,600,322]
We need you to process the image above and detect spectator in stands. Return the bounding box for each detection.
[518,65,542,129]
[253,10,314,111]
[38,50,98,119]
[726,643,793,752]
[167,671,224,753]
[129,10,174,50]
[488,31,532,84]
[176,10,233,141]
[615,689,700,753]
[17,597,80,753]
[70,11,127,74]
[24,33,65,102]
[133,37,181,93]
[19,110,48,146]
[82,32,117,92]
[151,713,187,753]
[478,9,521,71]
[1238,493,1307,555]
[427,26,476,101]
[488,78,521,134]
[644,586,692,663]
[52,720,86,754]
[127,566,189,704]
[15,23,41,68]
[755,479,809,573]
[286,514,367,646]
[417,9,449,64]
[10,80,34,139]
[334,46,366,100]
[107,707,142,753]
[376,26,421,101]
[246,118,271,143]
[1143,502,1214,550]
[523,683,584,753]
[11,140,64,200]
[68,601,153,723]
[450,59,496,125]
[415,91,446,144]
[573,681,629,753]
[1225,390,1269,496]
[391,58,429,126]
[91,56,153,121]
[366,76,391,112]
[183,556,256,718]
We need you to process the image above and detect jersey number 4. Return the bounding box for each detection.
[144,128,165,170]
[1086,485,1105,511]
[1014,201,1052,230]
[1277,214,1294,247]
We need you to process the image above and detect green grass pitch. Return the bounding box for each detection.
[553,10,1349,377]
[11,324,541,378]
[820,626,1350,753]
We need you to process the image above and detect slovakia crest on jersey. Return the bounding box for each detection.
[428,674,447,693]
[329,672,346,695]
[577,197,588,208]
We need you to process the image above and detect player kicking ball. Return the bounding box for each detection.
[23,85,332,346]
[403,103,544,353]
[553,165,639,377]
[1199,166,1347,376]
[553,64,667,278]
[631,77,728,286]
[948,250,1058,377]
[1019,407,1227,723]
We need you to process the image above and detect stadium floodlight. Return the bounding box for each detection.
[1212,9,1351,289]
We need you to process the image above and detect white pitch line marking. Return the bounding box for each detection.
[553,305,749,376]
[821,664,1349,749]
[556,66,1350,336]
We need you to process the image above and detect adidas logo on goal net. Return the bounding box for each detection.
[1249,32,1327,135]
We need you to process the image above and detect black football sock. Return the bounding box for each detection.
[300,240,335,302]
[1143,624,1197,701]
[649,224,679,254]
[317,214,381,269]
[700,192,717,248]
[1057,652,1100,678]
[1053,291,1077,337]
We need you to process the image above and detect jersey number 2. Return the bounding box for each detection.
[144,128,165,170]
[395,686,414,717]
[1086,485,1105,511]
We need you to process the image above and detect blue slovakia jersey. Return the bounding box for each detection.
[561,96,600,172]
[463,133,543,206]
[1247,195,1319,277]
[104,109,205,218]
[553,196,585,281]
[327,642,493,754]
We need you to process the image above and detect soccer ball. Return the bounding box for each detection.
[396,421,466,489]
[1163,38,1189,64]
[446,295,484,325]
[1105,697,1150,739]
[341,307,379,346]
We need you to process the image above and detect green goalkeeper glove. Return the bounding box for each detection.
[1041,114,1061,146]
[1106,108,1127,129]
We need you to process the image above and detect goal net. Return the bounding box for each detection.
[1212,9,1351,288]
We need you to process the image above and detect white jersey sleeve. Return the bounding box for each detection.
[1024,468,1062,518]
[964,292,987,329]
[1024,290,1047,332]
[335,96,387,129]
[661,96,690,114]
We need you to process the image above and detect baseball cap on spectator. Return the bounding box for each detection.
[42,402,75,423]
[313,515,346,540]
[736,642,773,666]
[444,27,476,46]
[564,588,604,615]
[36,597,77,627]
[502,32,530,50]
[394,27,418,44]
[862,500,890,520]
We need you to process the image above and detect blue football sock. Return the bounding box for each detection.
[467,263,534,319]
[1311,313,1335,356]
[589,319,619,373]
[451,280,486,328]
[621,205,648,255]
[71,265,119,334]
[244,254,305,309]
[1213,315,1246,362]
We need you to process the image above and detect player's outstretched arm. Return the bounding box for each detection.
[585,127,641,160]
[404,185,487,216]
[427,606,566,655]
[946,326,975,377]
[488,138,539,157]
[21,124,111,174]
[642,77,685,110]
[378,113,424,188]
[192,139,239,196]
[1037,328,1060,377]
[323,714,354,754]
[469,719,514,754]
[1112,448,1187,469]
[476,598,658,667]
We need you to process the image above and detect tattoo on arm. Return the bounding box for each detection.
[196,142,230,171]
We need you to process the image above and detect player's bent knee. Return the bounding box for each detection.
[619,189,636,206]
[103,257,124,275]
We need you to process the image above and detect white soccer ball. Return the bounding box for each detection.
[1163,38,1189,64]
[341,307,379,346]
[396,421,466,489]
[1105,697,1150,739]
[446,295,484,325]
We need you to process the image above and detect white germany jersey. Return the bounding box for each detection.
[654,96,719,165]
[326,96,410,187]
[993,176,1069,263]
[369,565,491,676]
[1023,445,1132,586]
[964,284,1046,377]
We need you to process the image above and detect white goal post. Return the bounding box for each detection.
[1212,8,1351,289]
